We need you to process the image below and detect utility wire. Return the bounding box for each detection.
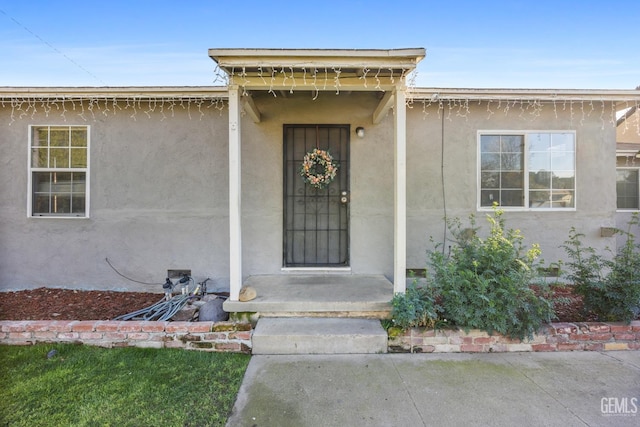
[0,8,107,85]
[105,258,163,286]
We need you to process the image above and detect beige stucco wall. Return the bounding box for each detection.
[406,100,620,270]
[0,100,231,292]
[0,93,627,292]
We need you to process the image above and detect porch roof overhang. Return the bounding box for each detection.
[215,49,424,299]
[209,48,425,124]
[208,48,425,92]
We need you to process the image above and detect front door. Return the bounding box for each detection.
[283,125,350,267]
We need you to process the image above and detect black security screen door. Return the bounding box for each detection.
[284,125,350,267]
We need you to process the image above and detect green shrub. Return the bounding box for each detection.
[562,214,640,322]
[426,208,555,341]
[389,282,438,330]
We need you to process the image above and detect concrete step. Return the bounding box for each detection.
[223,275,393,319]
[252,317,388,355]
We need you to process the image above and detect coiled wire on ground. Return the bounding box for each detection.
[114,277,203,321]
[114,294,196,321]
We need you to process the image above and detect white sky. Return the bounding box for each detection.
[1,0,639,89]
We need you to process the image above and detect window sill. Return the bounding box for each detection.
[477,207,577,212]
[28,215,90,219]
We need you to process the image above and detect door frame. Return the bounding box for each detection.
[282,124,350,268]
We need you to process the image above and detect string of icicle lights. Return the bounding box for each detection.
[1,96,227,125]
[408,96,640,135]
[214,64,413,99]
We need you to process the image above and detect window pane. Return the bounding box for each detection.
[71,196,86,214]
[500,190,523,206]
[70,127,87,147]
[480,190,498,206]
[33,194,51,215]
[617,169,639,209]
[529,190,550,207]
[70,148,87,168]
[551,190,574,208]
[50,148,69,168]
[527,133,575,210]
[49,127,70,147]
[52,172,72,193]
[529,133,551,151]
[501,135,523,152]
[501,171,523,188]
[480,135,501,152]
[31,147,48,167]
[481,153,500,170]
[551,133,575,151]
[552,172,574,189]
[529,152,550,171]
[33,172,51,193]
[501,153,522,171]
[481,172,500,188]
[32,127,49,147]
[52,194,71,214]
[530,171,551,189]
[551,151,574,171]
[32,172,53,215]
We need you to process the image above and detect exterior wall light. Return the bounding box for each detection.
[355,127,365,138]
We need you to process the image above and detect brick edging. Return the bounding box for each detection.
[0,320,253,353]
[389,321,640,353]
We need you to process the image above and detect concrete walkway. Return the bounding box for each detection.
[226,351,640,427]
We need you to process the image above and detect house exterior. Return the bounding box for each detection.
[1,48,639,301]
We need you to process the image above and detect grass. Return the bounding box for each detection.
[0,344,250,427]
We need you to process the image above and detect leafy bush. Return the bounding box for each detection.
[389,282,438,330]
[562,214,640,322]
[426,208,555,340]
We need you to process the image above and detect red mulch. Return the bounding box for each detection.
[0,288,162,321]
[0,285,626,322]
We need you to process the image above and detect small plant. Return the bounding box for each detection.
[562,214,640,322]
[426,207,555,341]
[389,282,438,330]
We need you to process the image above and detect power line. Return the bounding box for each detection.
[0,8,107,85]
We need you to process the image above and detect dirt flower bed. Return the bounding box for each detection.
[0,288,162,321]
[0,285,617,323]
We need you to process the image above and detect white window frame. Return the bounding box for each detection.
[27,125,90,218]
[477,130,577,212]
[616,155,640,212]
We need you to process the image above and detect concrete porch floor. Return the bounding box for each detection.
[223,274,393,318]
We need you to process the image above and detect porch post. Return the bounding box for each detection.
[228,85,242,301]
[393,86,407,294]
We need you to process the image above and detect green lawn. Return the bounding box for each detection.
[0,344,250,427]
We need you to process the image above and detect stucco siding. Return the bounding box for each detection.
[0,94,625,292]
[405,101,618,271]
[0,102,230,292]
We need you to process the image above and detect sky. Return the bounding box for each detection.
[1,1,639,90]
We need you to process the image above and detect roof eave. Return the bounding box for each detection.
[0,86,229,99]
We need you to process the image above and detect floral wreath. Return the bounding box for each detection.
[300,148,338,189]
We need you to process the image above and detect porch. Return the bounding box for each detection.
[223,274,393,319]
